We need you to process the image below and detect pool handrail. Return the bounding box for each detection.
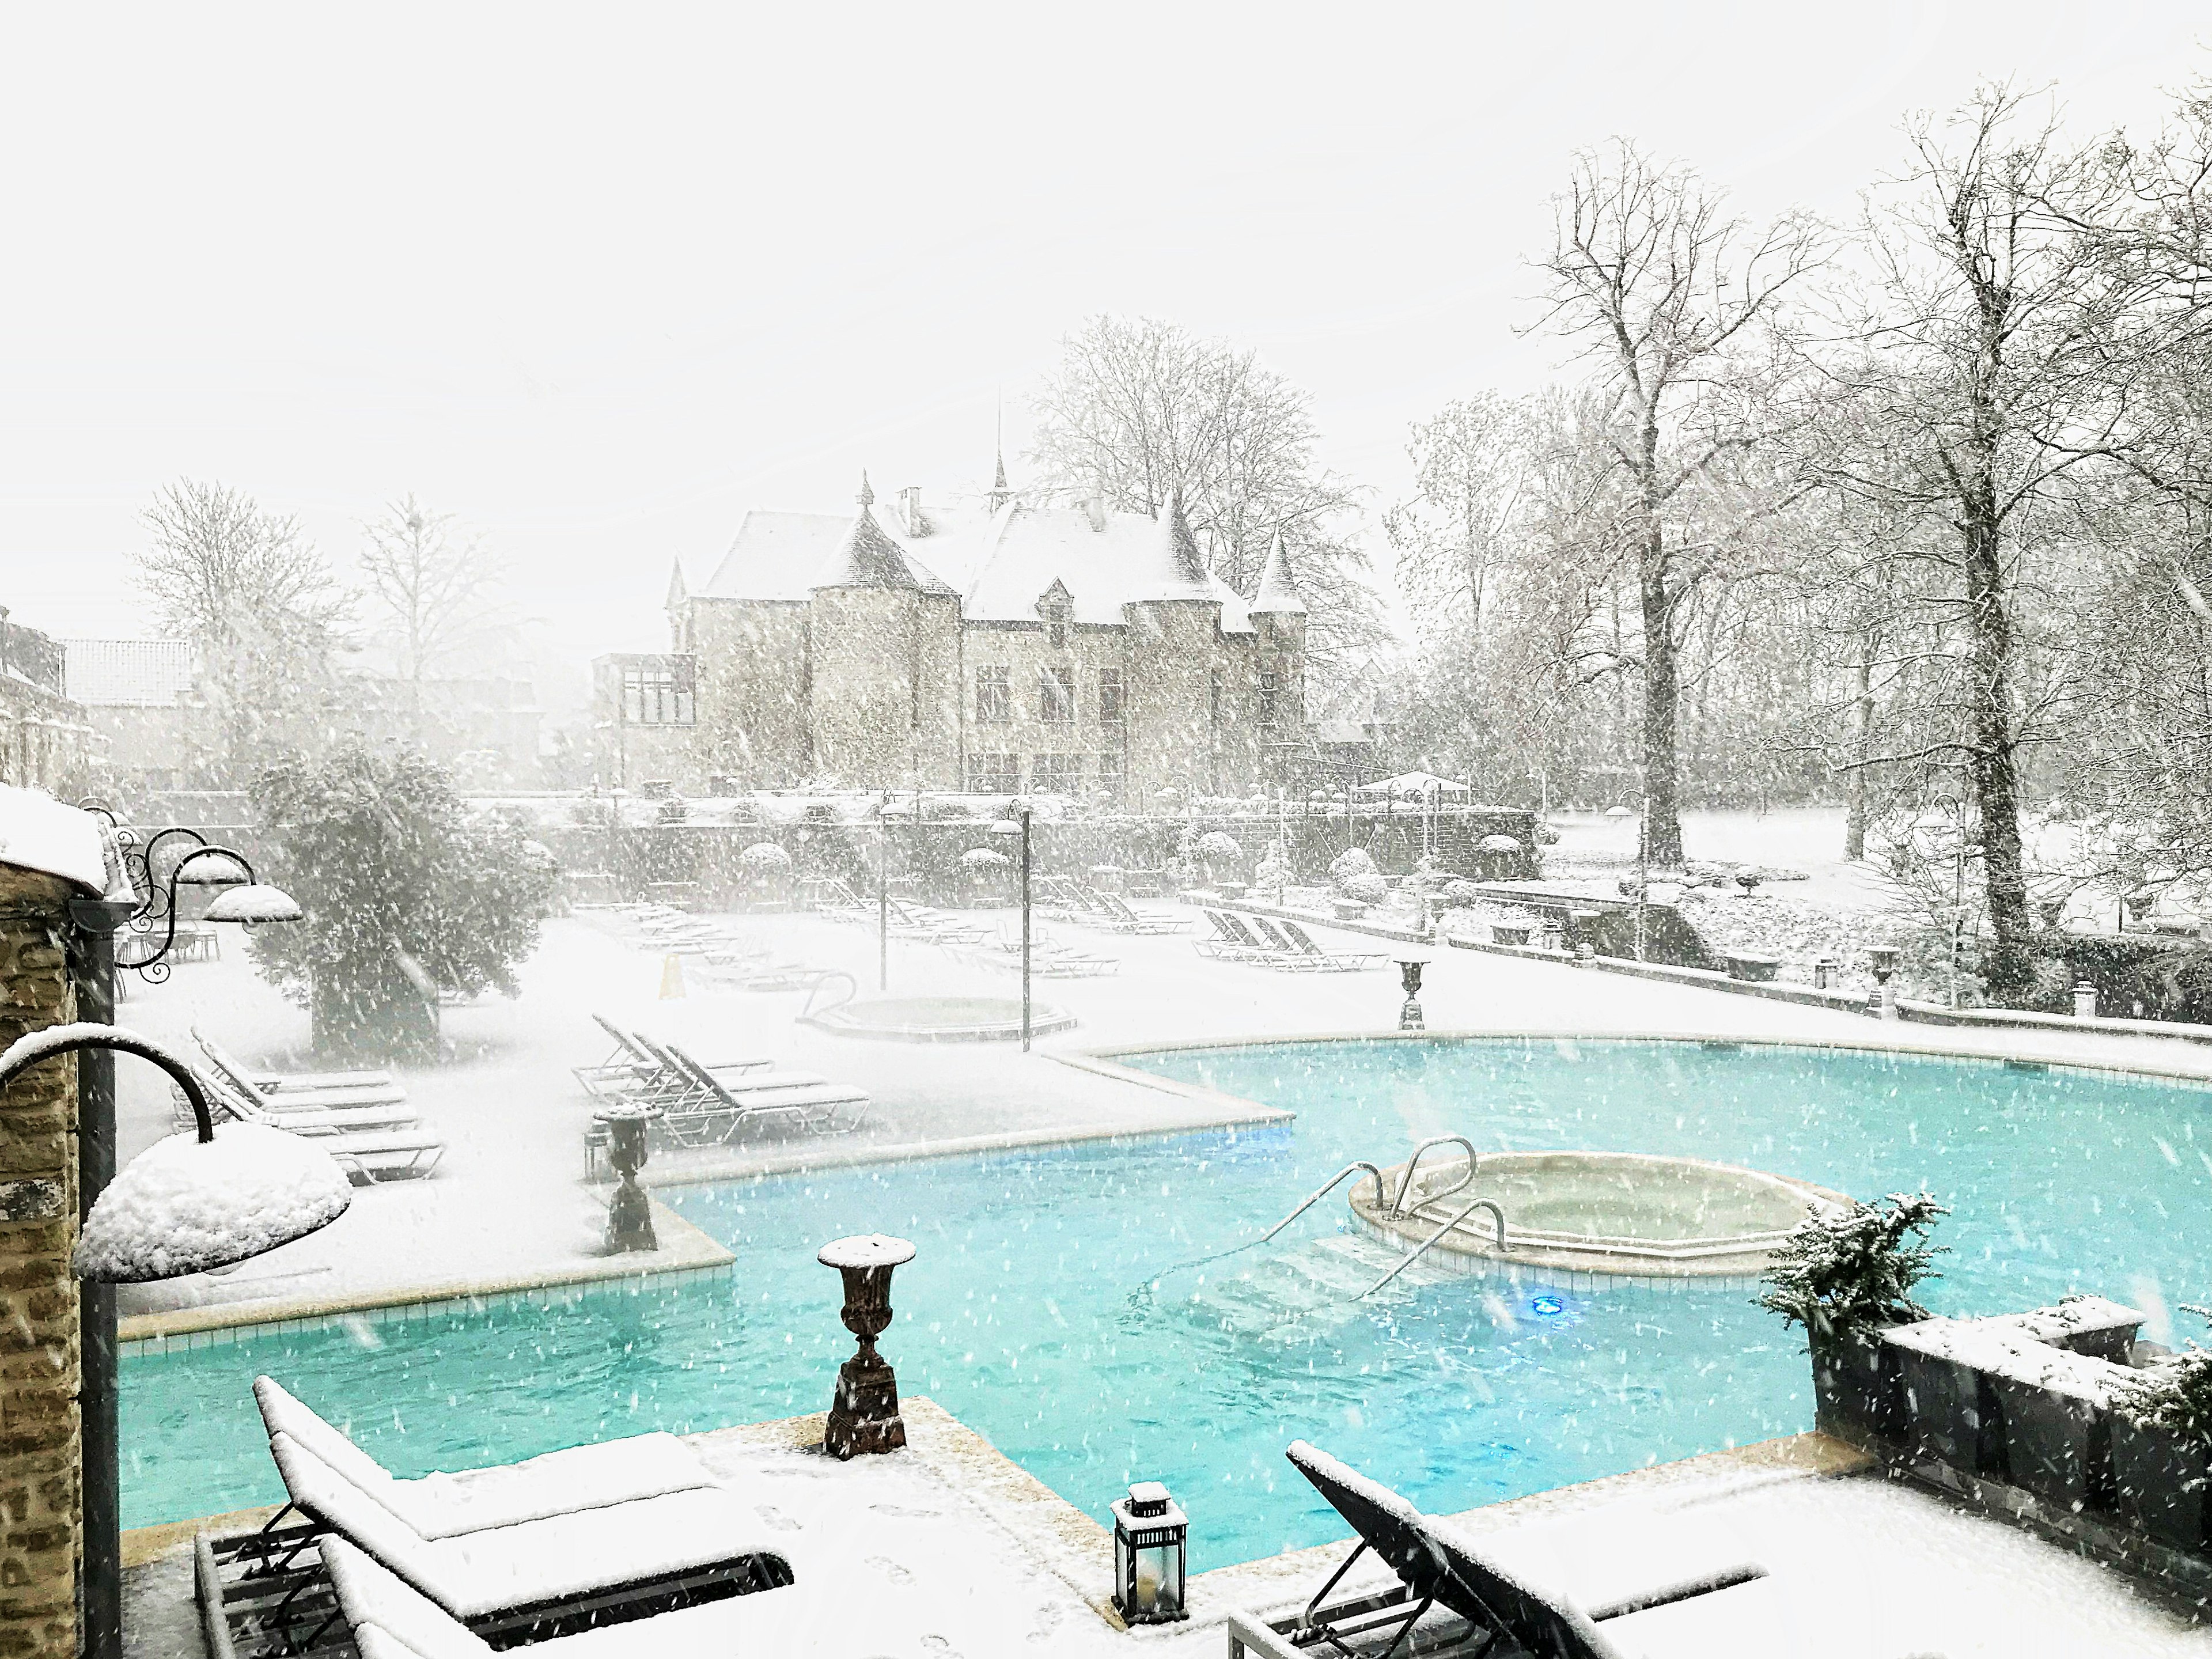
[1388,1135,1478,1219]
[1258,1161,1387,1244]
[1360,1199,1508,1300]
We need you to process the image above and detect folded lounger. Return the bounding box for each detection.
[263,1430,790,1641]
[1274,918,1388,971]
[1248,1441,1772,1659]
[317,1538,811,1659]
[253,1377,715,1536]
[191,1025,396,1093]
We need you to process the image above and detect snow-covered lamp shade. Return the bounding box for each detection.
[0,1024,350,1284]
[171,849,251,887]
[202,882,304,925]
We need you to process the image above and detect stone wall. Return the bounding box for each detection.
[0,677,96,802]
[0,865,79,1659]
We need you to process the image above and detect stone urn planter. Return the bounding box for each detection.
[1218,881,1248,900]
[1332,899,1369,921]
[1810,1324,1903,1442]
[1726,952,1781,983]
[2112,1416,2212,1554]
[1491,924,1532,947]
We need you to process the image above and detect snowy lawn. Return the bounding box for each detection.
[111,900,2212,1327]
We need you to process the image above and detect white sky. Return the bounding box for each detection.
[2,2,2204,707]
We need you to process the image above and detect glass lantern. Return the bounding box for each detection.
[1110,1480,1188,1623]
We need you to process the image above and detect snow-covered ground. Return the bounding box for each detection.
[123,1402,2212,1658]
[111,895,2212,1324]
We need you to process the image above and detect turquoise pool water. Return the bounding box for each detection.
[122,1037,2212,1570]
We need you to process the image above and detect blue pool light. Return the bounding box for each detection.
[1529,1295,1567,1318]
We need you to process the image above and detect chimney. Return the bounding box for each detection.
[1080,494,1107,533]
[899,485,926,536]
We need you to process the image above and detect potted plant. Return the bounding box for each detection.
[2109,1318,2212,1553]
[1254,847,1293,906]
[960,844,1014,902]
[1197,831,1244,894]
[1329,848,1380,917]
[737,840,793,911]
[1757,1191,1948,1444]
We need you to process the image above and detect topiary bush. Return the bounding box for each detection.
[1343,872,1388,907]
[1758,1191,1948,1337]
[1328,847,1378,892]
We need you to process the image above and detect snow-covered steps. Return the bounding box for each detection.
[1168,1230,1464,1344]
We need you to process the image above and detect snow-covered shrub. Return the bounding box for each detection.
[738,842,792,873]
[248,743,557,1062]
[569,796,615,829]
[1328,847,1377,892]
[961,847,1012,873]
[1343,872,1388,907]
[1197,831,1241,861]
[1442,879,1482,908]
[1255,849,1293,895]
[1758,1192,1948,1336]
[2113,1313,2212,1444]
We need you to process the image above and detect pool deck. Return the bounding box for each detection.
[109,904,2212,1331]
[122,1397,2212,1657]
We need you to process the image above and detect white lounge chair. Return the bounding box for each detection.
[252,1378,716,1536]
[196,1077,444,1181]
[263,1430,790,1633]
[317,1538,810,1659]
[194,1029,410,1109]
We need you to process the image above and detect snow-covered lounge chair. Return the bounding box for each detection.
[197,1078,445,1181]
[195,1067,425,1134]
[252,1378,717,1535]
[572,1014,770,1101]
[655,1040,866,1137]
[257,1430,790,1640]
[1272,918,1388,972]
[315,1537,809,1659]
[1194,910,1289,962]
[1240,1442,1771,1659]
[194,1028,409,1108]
[1094,893,1191,934]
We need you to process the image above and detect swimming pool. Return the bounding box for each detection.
[121,1036,2212,1570]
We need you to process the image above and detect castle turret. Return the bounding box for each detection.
[1124,487,1229,804]
[1249,532,1307,775]
[807,473,963,787]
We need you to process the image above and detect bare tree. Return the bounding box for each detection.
[1533,141,1825,862]
[359,495,509,683]
[1793,86,2141,991]
[1027,315,1383,677]
[132,478,352,781]
[1384,392,1529,650]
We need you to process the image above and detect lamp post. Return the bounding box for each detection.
[878,796,918,994]
[1929,794,1980,1011]
[991,804,1032,1050]
[0,1023,349,1659]
[117,837,301,980]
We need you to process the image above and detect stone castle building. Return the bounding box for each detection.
[599,471,1309,802]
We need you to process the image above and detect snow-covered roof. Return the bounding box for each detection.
[700,496,1253,631]
[0,785,112,893]
[1252,533,1307,616]
[63,638,193,707]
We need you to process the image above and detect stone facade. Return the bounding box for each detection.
[0,865,78,1659]
[623,483,1311,800]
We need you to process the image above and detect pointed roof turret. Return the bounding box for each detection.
[1251,532,1307,616]
[813,471,956,594]
[857,469,876,511]
[664,558,688,611]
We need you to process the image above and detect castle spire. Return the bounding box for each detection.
[988,398,1013,512]
[857,469,875,511]
[1251,532,1307,616]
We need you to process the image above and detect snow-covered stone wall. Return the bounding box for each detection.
[0,859,81,1659]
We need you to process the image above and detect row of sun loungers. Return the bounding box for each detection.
[1196,910,1388,971]
[204,1377,1812,1659]
[187,1028,447,1183]
[934,921,1123,978]
[578,1016,869,1173]
[1037,877,1191,934]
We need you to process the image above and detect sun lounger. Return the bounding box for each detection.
[197,1077,445,1180]
[573,1015,770,1101]
[1242,1442,1771,1659]
[259,1430,790,1639]
[1093,892,1191,934]
[657,1041,866,1135]
[314,1537,808,1659]
[1275,918,1389,971]
[192,1026,395,1093]
[1194,909,1291,961]
[197,1069,426,1134]
[194,1029,408,1108]
[253,1378,715,1536]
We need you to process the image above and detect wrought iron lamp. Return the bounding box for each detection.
[76,813,302,982]
[991,805,1033,1050]
[1110,1480,1189,1623]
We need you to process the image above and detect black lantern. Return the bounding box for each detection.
[1110,1480,1188,1624]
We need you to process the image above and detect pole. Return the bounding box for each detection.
[878,830,889,993]
[66,899,127,1659]
[1635,790,1649,963]
[1019,809,1032,1052]
[1953,839,1964,1012]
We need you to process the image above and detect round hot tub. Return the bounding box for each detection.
[1351,1148,1849,1278]
[800,994,1077,1043]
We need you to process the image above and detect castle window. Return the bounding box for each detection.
[1097,668,1125,725]
[1259,671,1281,729]
[1094,751,1124,798]
[1210,668,1226,726]
[1032,753,1082,794]
[622,661,694,725]
[1048,623,1067,649]
[968,753,1020,794]
[1037,666,1075,724]
[976,665,1011,722]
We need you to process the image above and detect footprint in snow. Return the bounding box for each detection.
[1026,1604,1062,1644]
[866,1555,915,1584]
[870,1502,941,1519]
[753,1505,802,1532]
[919,1638,958,1657]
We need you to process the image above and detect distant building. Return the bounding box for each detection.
[63,638,198,796]
[0,613,97,797]
[596,469,1309,802]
